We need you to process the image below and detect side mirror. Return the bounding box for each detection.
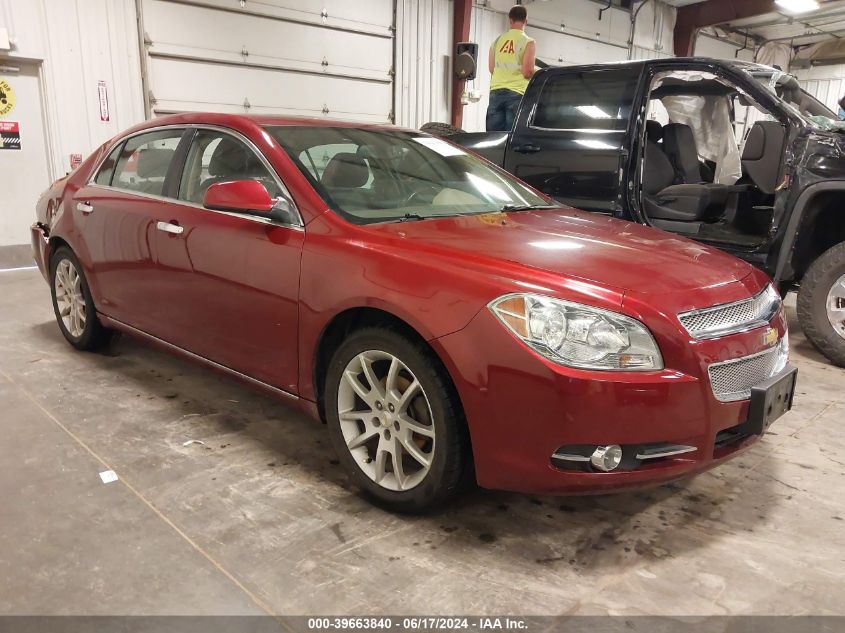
[203,180,300,225]
[203,180,274,215]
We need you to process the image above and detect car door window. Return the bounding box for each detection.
[94,143,124,186]
[111,130,184,196]
[178,130,283,205]
[532,70,639,131]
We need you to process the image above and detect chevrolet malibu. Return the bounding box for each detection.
[32,114,797,512]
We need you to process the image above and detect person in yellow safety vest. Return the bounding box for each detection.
[486,5,536,132]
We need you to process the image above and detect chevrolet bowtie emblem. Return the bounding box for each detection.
[763,328,779,347]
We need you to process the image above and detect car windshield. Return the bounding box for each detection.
[749,70,837,126]
[266,126,556,224]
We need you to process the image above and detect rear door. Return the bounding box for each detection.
[148,127,304,393]
[73,128,186,330]
[505,67,642,214]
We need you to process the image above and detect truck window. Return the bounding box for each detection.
[532,69,639,131]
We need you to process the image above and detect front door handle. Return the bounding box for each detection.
[76,202,94,214]
[512,143,542,154]
[156,221,184,235]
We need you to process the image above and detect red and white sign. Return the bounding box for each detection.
[0,120,20,150]
[70,153,83,170]
[97,80,110,122]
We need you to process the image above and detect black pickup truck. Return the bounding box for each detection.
[425,57,845,367]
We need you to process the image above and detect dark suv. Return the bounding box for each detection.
[428,58,845,367]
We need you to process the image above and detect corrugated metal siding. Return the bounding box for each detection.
[394,0,452,129]
[798,77,845,112]
[794,65,845,112]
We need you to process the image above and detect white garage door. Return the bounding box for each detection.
[140,0,394,122]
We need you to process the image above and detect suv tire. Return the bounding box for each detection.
[324,327,468,513]
[797,242,845,368]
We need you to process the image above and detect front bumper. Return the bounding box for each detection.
[432,302,790,495]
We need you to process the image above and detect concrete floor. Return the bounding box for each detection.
[1,267,844,616]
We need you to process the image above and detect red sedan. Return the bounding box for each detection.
[31,114,796,511]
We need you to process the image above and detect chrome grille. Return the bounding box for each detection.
[708,339,788,403]
[679,286,781,340]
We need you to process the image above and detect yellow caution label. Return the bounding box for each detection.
[0,79,16,117]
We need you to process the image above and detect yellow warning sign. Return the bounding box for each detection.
[0,79,15,117]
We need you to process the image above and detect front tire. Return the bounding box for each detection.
[50,246,113,351]
[324,327,467,512]
[797,242,845,367]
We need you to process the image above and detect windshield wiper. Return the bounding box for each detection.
[499,204,559,213]
[398,211,487,222]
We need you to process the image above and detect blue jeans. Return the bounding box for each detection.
[486,89,523,131]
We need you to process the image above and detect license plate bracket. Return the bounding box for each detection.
[748,366,797,435]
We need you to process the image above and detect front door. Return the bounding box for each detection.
[150,128,304,393]
[505,67,641,214]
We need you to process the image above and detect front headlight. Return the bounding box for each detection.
[489,293,663,371]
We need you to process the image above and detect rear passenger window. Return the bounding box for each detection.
[94,143,123,186]
[111,130,184,196]
[533,69,639,131]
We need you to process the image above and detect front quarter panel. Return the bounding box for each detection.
[295,212,625,402]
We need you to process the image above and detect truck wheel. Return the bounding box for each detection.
[420,122,465,137]
[324,327,468,513]
[797,242,845,368]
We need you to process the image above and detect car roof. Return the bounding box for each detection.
[539,56,777,75]
[128,112,409,132]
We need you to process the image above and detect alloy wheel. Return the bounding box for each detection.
[828,273,845,340]
[337,350,435,492]
[54,259,87,338]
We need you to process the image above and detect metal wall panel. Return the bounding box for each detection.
[394,0,453,129]
[1,0,145,176]
[141,0,394,122]
[795,65,845,112]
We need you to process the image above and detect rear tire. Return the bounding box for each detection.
[797,242,845,368]
[420,121,465,137]
[324,327,468,513]
[50,246,113,351]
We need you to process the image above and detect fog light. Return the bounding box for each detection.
[591,445,623,472]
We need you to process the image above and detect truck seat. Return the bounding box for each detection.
[642,122,714,222]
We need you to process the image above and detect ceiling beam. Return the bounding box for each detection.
[674,0,778,56]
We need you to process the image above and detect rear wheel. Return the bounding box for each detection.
[50,247,113,351]
[324,327,467,512]
[797,242,845,367]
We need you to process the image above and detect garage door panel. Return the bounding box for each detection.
[148,57,391,121]
[141,0,394,122]
[156,0,393,36]
[145,0,392,81]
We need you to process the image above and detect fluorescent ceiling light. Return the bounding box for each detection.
[576,105,613,119]
[775,0,820,14]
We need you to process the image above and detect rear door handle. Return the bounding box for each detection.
[76,202,94,214]
[512,144,542,154]
[156,221,184,235]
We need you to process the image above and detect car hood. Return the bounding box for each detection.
[368,209,754,294]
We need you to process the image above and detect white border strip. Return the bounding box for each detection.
[0,265,38,273]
